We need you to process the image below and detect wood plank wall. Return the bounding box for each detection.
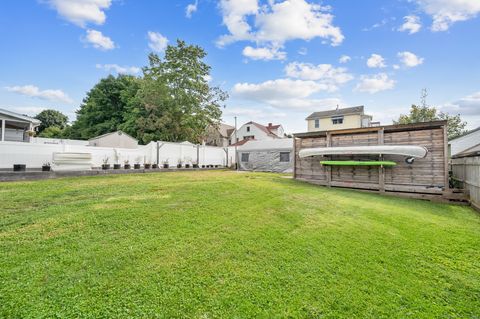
[294,125,447,195]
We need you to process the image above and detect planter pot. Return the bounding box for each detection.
[177,164,182,169]
[42,165,51,172]
[113,164,121,170]
[144,164,151,169]
[102,164,110,170]
[193,164,199,168]
[152,164,158,169]
[124,164,131,170]
[202,165,205,168]
[214,165,219,168]
[13,164,26,172]
[163,164,169,169]
[185,164,190,168]
[134,164,141,169]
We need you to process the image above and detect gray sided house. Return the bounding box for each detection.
[238,139,293,173]
[88,131,138,149]
[449,127,480,156]
[0,108,41,142]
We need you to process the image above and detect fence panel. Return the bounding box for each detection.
[451,154,480,210]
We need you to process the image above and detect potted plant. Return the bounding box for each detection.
[144,162,151,169]
[152,163,158,169]
[124,160,131,170]
[13,164,26,172]
[192,160,199,169]
[134,157,141,169]
[202,165,205,168]
[101,157,110,170]
[163,159,169,169]
[113,163,121,169]
[42,162,51,172]
[177,158,183,169]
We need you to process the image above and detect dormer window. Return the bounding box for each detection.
[332,116,344,125]
[246,126,250,132]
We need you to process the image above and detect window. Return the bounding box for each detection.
[331,116,344,125]
[246,126,250,132]
[279,152,290,162]
[243,135,254,140]
[241,153,249,162]
[314,119,320,128]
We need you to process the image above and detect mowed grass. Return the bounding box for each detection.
[1,171,480,318]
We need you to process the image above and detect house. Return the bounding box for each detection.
[0,108,41,142]
[230,121,285,146]
[449,127,480,156]
[204,123,235,147]
[306,106,373,132]
[238,138,293,173]
[88,130,138,149]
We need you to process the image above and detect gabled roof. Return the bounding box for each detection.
[245,121,281,138]
[88,130,138,142]
[217,123,235,138]
[230,139,251,147]
[306,106,365,120]
[449,126,480,142]
[0,108,41,125]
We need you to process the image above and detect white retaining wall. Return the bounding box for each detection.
[0,141,231,169]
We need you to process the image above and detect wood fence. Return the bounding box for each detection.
[451,152,480,210]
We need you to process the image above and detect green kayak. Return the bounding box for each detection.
[320,161,397,167]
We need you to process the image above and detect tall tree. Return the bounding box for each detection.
[395,104,467,139]
[68,75,140,139]
[134,40,228,144]
[34,109,68,134]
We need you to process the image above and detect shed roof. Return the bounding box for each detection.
[0,108,41,125]
[306,106,365,120]
[238,138,293,151]
[88,130,138,142]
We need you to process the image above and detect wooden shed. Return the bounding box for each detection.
[293,121,450,199]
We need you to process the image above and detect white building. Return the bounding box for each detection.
[88,131,138,149]
[0,108,41,142]
[230,121,285,146]
[449,127,480,156]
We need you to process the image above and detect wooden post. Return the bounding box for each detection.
[443,124,450,193]
[326,132,332,187]
[378,128,385,192]
[293,137,297,179]
[1,119,5,142]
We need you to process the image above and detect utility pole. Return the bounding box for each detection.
[234,116,238,171]
[420,88,428,108]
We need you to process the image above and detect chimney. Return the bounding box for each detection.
[268,123,272,127]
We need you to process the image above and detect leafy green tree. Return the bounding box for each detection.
[134,40,228,144]
[34,109,68,134]
[68,75,141,139]
[38,126,64,138]
[395,105,467,139]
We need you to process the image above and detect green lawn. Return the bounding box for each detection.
[1,171,479,318]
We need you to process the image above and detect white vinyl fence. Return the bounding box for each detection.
[0,140,233,169]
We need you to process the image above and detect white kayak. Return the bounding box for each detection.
[299,145,428,158]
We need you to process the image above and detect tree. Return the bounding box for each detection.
[34,109,68,134]
[67,75,141,139]
[394,104,467,139]
[133,40,228,144]
[38,126,64,138]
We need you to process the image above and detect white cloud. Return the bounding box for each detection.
[397,51,424,68]
[11,106,47,115]
[46,0,112,27]
[5,85,73,104]
[242,46,286,60]
[84,29,115,50]
[217,0,344,59]
[234,79,327,100]
[96,64,141,75]
[355,73,395,94]
[339,55,351,63]
[367,54,386,68]
[284,62,353,91]
[148,31,168,53]
[298,47,308,55]
[223,107,287,119]
[186,0,198,18]
[440,91,480,116]
[414,0,480,31]
[398,15,422,34]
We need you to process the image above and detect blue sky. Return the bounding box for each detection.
[0,0,479,133]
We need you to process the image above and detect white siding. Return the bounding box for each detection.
[450,129,480,156]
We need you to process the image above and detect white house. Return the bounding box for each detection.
[0,108,41,142]
[449,127,480,156]
[230,121,285,146]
